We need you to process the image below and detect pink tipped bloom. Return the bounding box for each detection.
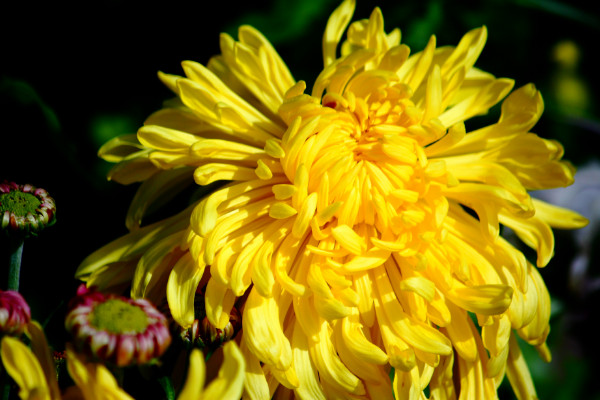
[0,181,56,237]
[65,285,171,367]
[0,290,31,336]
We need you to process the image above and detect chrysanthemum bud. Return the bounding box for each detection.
[178,295,241,350]
[0,290,31,336]
[200,307,241,348]
[65,285,171,367]
[0,181,56,237]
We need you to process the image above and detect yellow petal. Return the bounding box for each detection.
[291,321,328,400]
[191,138,264,161]
[481,315,511,357]
[177,64,281,142]
[443,302,478,362]
[322,0,356,67]
[441,26,488,80]
[331,224,367,256]
[205,279,236,329]
[243,289,293,371]
[202,342,246,400]
[137,125,199,151]
[131,231,185,300]
[372,267,452,356]
[340,310,389,365]
[251,240,277,298]
[26,322,61,400]
[191,178,281,237]
[231,218,288,296]
[221,25,295,117]
[105,153,158,185]
[272,184,297,200]
[177,349,206,400]
[309,321,365,395]
[76,205,192,280]
[517,266,552,346]
[532,198,588,229]
[506,333,538,400]
[167,251,206,328]
[292,192,318,238]
[334,318,389,384]
[239,336,271,400]
[126,167,194,230]
[194,163,258,186]
[66,346,133,400]
[499,210,554,267]
[269,202,298,219]
[446,282,513,315]
[337,247,391,272]
[98,133,145,163]
[1,336,51,400]
[399,276,436,302]
[438,78,514,128]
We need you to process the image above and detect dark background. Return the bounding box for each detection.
[1,1,599,398]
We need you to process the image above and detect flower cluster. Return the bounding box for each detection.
[1,286,245,400]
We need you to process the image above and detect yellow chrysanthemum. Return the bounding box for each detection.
[78,1,588,398]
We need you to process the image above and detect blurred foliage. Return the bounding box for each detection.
[1,0,599,398]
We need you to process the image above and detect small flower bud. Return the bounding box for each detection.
[0,290,31,336]
[65,285,171,367]
[0,181,56,238]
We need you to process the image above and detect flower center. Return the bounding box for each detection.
[275,77,452,262]
[0,191,41,216]
[90,299,149,334]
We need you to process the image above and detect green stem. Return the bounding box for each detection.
[7,237,24,291]
[1,381,9,400]
[158,375,176,400]
[1,364,12,400]
[112,367,125,388]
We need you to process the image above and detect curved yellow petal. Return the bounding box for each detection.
[131,231,185,300]
[167,251,206,328]
[322,0,356,67]
[446,282,513,316]
[220,26,295,117]
[76,205,192,280]
[26,321,61,400]
[1,336,51,400]
[243,289,293,371]
[98,134,145,163]
[506,333,538,400]
[177,349,206,400]
[309,320,365,395]
[66,346,133,400]
[532,197,588,229]
[125,167,194,230]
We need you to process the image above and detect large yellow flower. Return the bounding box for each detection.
[78,1,587,398]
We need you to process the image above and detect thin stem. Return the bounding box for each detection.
[7,237,24,291]
[112,366,125,388]
[1,364,12,400]
[158,375,176,400]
